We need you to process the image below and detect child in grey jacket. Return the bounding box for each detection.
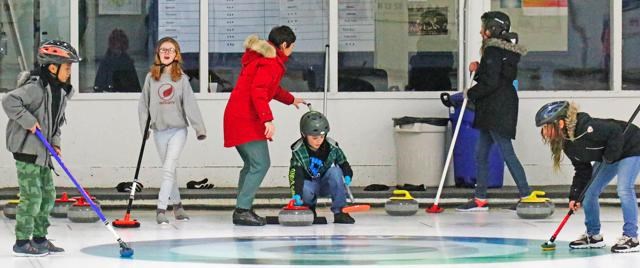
[3,40,80,256]
[139,37,206,224]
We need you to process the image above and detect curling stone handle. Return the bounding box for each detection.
[530,190,546,198]
[392,190,413,199]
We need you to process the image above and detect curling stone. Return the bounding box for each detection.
[385,190,419,216]
[3,199,19,219]
[278,200,314,226]
[516,191,555,219]
[51,192,76,218]
[68,196,100,223]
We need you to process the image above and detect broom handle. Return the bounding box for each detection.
[432,73,475,206]
[125,115,150,215]
[433,98,467,205]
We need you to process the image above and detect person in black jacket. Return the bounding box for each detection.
[94,29,141,92]
[536,101,640,253]
[456,11,532,212]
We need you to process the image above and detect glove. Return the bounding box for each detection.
[344,176,352,187]
[292,194,303,206]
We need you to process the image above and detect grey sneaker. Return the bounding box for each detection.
[32,240,64,254]
[13,242,48,257]
[156,209,169,225]
[174,204,190,221]
[569,233,606,249]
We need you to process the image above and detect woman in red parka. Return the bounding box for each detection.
[223,26,305,226]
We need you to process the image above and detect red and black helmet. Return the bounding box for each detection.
[37,40,81,65]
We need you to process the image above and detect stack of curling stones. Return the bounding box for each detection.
[385,190,419,216]
[50,192,76,218]
[3,195,20,219]
[278,199,314,226]
[68,194,100,223]
[516,191,555,219]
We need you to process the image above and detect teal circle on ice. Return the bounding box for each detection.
[82,235,609,265]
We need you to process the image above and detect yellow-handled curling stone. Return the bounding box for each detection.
[385,190,419,216]
[516,191,555,219]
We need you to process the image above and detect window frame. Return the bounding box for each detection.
[59,0,637,102]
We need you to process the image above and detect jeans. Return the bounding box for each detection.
[235,140,270,209]
[474,130,531,199]
[302,165,347,214]
[583,156,640,238]
[154,128,187,210]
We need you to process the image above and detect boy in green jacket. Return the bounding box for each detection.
[288,110,355,224]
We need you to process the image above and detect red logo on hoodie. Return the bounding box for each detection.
[158,84,175,103]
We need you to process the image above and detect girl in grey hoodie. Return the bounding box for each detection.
[139,37,206,224]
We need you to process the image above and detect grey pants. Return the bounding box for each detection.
[235,140,270,209]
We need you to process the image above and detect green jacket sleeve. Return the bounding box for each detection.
[288,155,305,197]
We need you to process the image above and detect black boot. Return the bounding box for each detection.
[333,212,355,224]
[232,208,266,226]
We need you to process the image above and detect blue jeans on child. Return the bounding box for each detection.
[474,129,532,199]
[302,166,347,214]
[583,156,640,238]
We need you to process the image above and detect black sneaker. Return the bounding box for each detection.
[12,242,48,257]
[32,240,64,254]
[232,209,266,226]
[611,236,640,253]
[334,212,355,224]
[456,198,489,212]
[569,234,606,249]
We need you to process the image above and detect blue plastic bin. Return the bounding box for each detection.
[441,92,504,188]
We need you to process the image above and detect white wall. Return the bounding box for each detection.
[1,91,639,189]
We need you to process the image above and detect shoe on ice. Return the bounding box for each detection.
[611,235,640,253]
[456,198,489,212]
[32,239,64,254]
[12,242,48,257]
[333,212,355,224]
[232,209,266,226]
[156,209,169,224]
[569,233,605,249]
[173,204,190,221]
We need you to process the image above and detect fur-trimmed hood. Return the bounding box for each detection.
[564,101,580,140]
[483,38,528,56]
[241,34,289,67]
[243,35,276,58]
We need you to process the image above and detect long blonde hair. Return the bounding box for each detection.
[541,102,579,171]
[150,37,183,82]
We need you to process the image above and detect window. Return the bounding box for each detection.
[0,0,70,92]
[623,0,640,90]
[338,0,460,92]
[79,0,202,93]
[207,0,329,93]
[492,0,611,91]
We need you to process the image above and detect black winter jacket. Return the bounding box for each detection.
[467,38,527,139]
[565,112,640,201]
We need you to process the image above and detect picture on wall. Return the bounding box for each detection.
[99,0,142,15]
[408,7,448,36]
[501,0,522,8]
